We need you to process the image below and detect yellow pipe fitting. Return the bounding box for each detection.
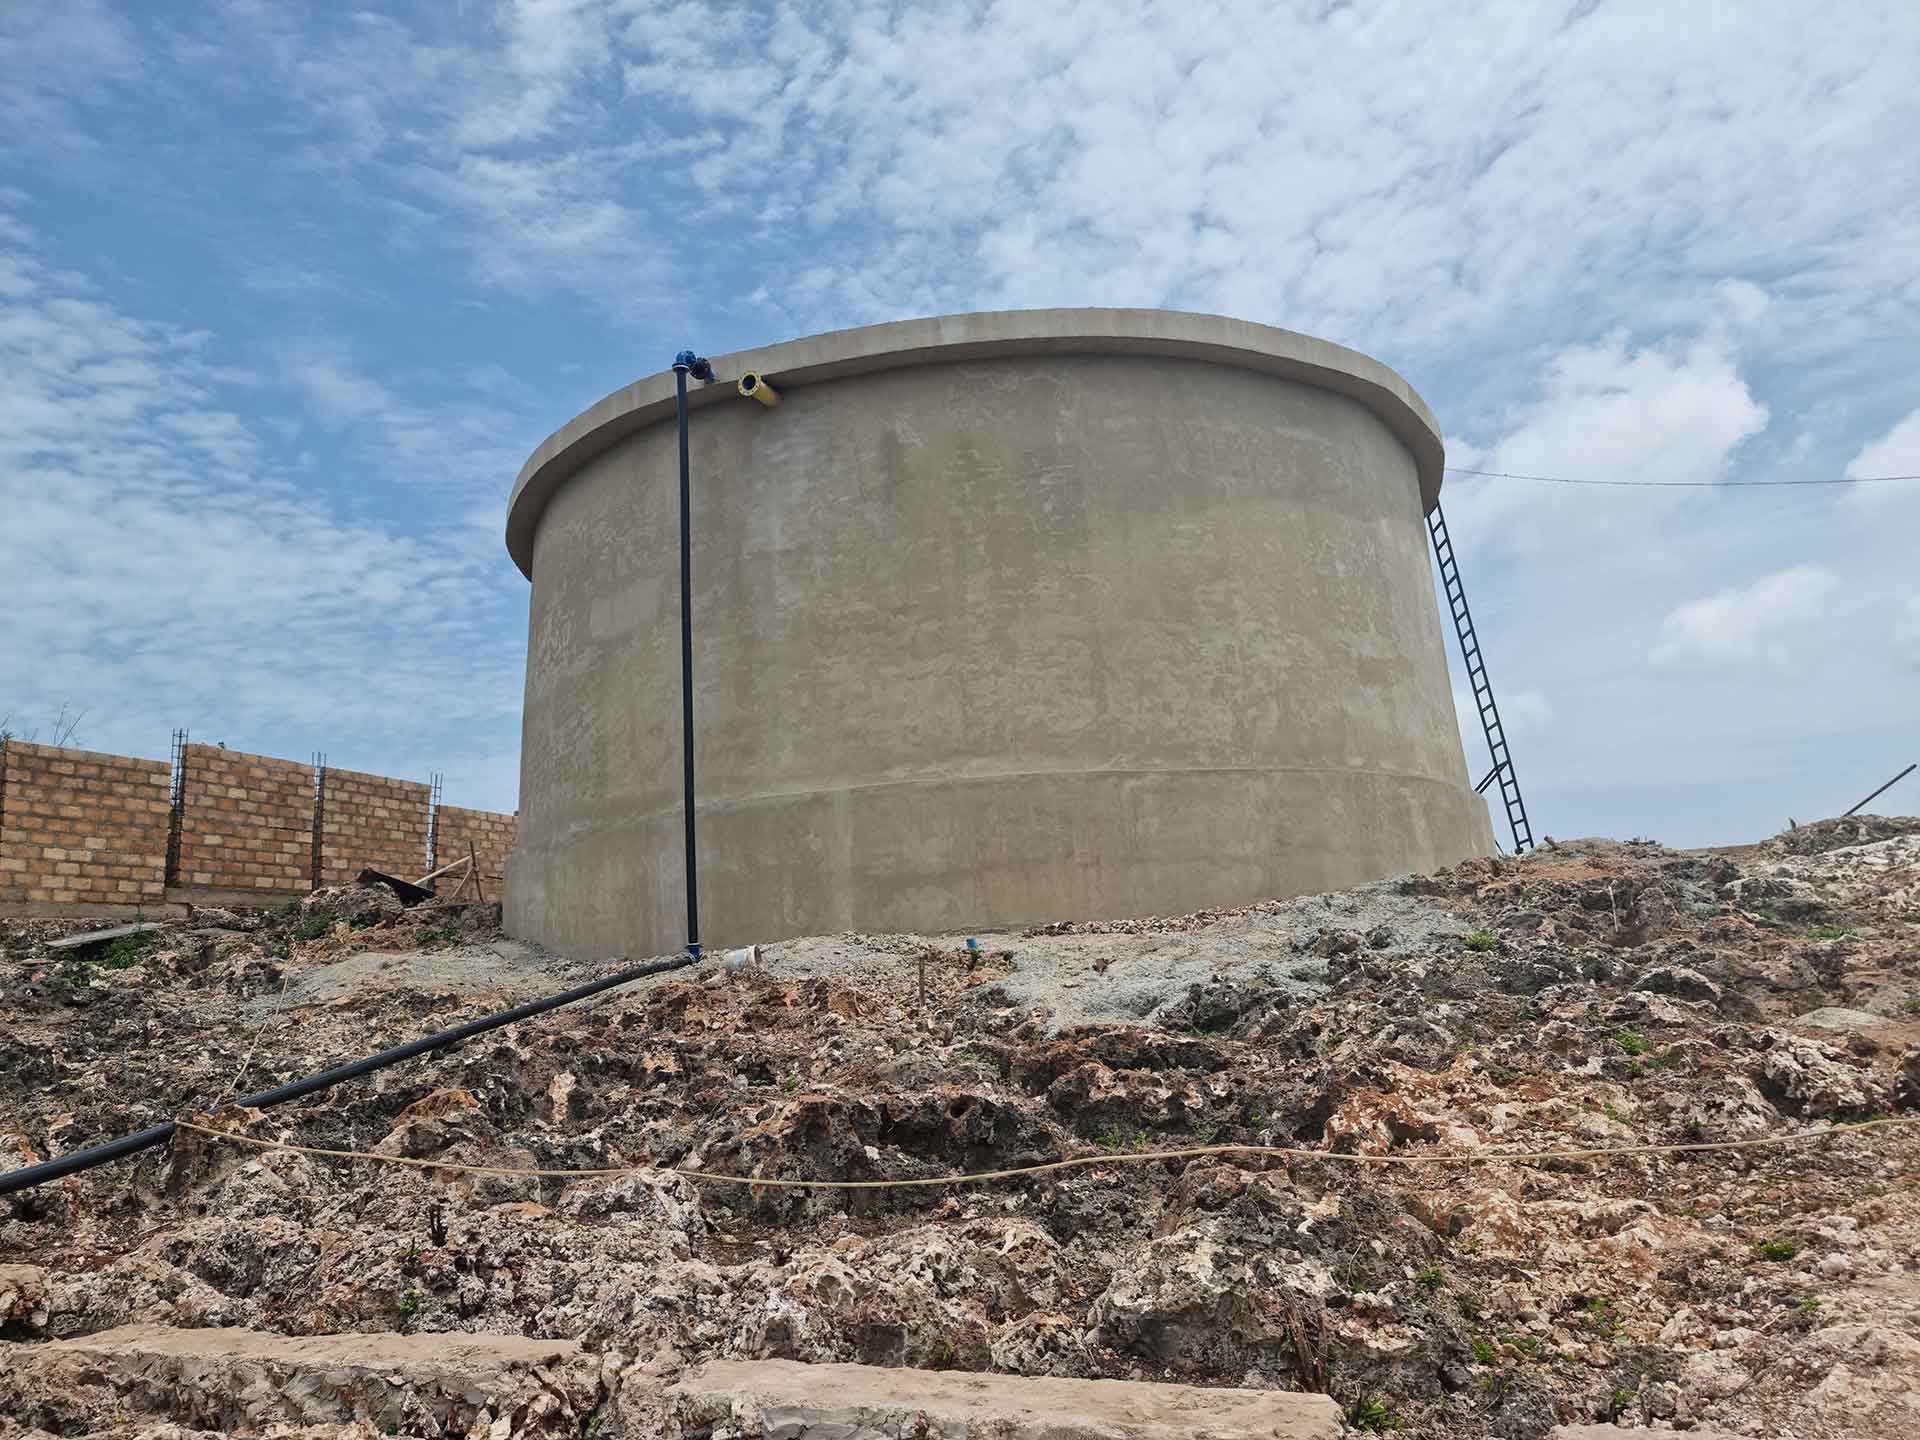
[738,371,781,408]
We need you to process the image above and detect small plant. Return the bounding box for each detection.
[782,1075,801,1093]
[1471,1336,1495,1364]
[418,925,460,945]
[1623,1060,1646,1079]
[1608,1385,1639,1420]
[1796,1294,1822,1323]
[397,1286,421,1319]
[1479,1370,1516,1397]
[1462,931,1499,953]
[1580,1298,1619,1338]
[1614,1030,1646,1057]
[1456,1290,1483,1320]
[1344,1396,1403,1433]
[1603,1102,1623,1123]
[292,916,332,942]
[1805,924,1855,940]
[1499,1332,1541,1355]
[1415,1264,1447,1294]
[264,934,291,959]
[1755,1238,1797,1262]
[1484,1061,1516,1085]
[1683,1116,1706,1142]
[100,930,159,969]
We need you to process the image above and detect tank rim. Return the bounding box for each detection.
[505,306,1444,579]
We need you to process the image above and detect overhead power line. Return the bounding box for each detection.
[1446,466,1920,489]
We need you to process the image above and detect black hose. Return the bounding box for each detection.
[0,952,698,1197]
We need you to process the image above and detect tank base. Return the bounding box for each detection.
[505,764,1494,960]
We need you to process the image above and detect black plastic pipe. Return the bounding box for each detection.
[0,952,698,1197]
[673,359,702,961]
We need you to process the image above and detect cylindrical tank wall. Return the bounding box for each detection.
[506,313,1494,959]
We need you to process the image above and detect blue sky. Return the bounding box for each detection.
[2,0,1917,846]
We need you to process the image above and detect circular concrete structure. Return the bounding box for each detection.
[505,309,1495,959]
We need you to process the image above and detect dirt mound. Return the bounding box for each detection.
[3,824,1919,1438]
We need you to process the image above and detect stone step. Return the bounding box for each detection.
[1547,1427,1742,1439]
[0,1324,601,1438]
[666,1359,1344,1440]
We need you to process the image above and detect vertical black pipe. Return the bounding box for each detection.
[674,362,701,959]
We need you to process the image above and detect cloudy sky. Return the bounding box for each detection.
[2,0,1917,846]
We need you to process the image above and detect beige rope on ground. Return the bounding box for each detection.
[171,1113,1920,1190]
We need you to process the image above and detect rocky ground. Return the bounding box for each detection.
[3,816,1919,1438]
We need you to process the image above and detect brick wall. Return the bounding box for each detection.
[175,745,315,896]
[317,766,430,887]
[0,741,171,907]
[432,804,517,892]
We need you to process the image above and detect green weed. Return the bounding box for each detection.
[1462,931,1499,953]
[1755,1238,1797,1262]
[291,916,331,942]
[100,930,159,969]
[1613,1030,1646,1057]
[1581,1298,1619,1338]
[1415,1264,1447,1294]
[1344,1397,1403,1433]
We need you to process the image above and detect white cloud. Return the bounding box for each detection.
[1454,684,1553,741]
[5,0,1918,851]
[1650,565,1839,675]
[1499,688,1555,740]
[1845,408,1920,519]
[1896,596,1920,673]
[0,214,523,807]
[1442,331,1769,563]
[0,1,140,151]
[111,0,1913,364]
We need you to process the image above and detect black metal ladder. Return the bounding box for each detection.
[1428,504,1534,852]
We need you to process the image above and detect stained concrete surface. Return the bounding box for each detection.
[506,309,1496,961]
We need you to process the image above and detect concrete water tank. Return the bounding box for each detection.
[504,310,1495,959]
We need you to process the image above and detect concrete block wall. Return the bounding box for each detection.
[175,745,315,897]
[0,741,172,907]
[317,767,431,887]
[0,737,517,912]
[432,805,518,888]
